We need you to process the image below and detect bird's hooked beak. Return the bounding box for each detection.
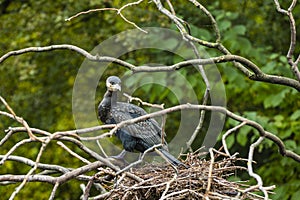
[108,83,121,92]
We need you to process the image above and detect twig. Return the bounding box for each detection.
[0,138,33,165]
[273,0,300,81]
[0,96,42,142]
[65,5,147,33]
[57,141,91,164]
[188,0,221,42]
[244,136,275,199]
[116,144,163,176]
[118,0,145,14]
[159,173,178,200]
[186,89,209,151]
[123,93,164,109]
[166,0,176,15]
[49,182,59,200]
[222,122,247,156]
[96,140,108,158]
[0,128,14,146]
[206,148,214,194]
[82,176,95,200]
[9,138,51,200]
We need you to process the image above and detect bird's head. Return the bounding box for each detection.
[106,76,121,92]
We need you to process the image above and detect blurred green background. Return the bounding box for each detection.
[0,0,300,199]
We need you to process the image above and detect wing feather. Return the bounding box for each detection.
[111,102,164,146]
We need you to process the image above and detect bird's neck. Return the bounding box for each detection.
[98,90,118,123]
[104,90,118,106]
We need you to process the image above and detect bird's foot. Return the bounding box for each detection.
[108,150,129,167]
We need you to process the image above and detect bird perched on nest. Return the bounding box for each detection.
[98,76,185,167]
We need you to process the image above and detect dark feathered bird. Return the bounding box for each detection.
[98,76,185,167]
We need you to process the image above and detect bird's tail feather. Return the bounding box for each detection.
[158,148,187,168]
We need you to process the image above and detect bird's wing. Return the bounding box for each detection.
[111,102,164,146]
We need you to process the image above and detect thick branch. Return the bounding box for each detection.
[1,45,299,91]
[0,155,70,173]
[6,103,300,163]
[0,44,135,69]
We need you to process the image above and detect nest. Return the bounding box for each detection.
[96,150,268,199]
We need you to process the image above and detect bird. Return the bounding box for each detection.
[98,76,185,167]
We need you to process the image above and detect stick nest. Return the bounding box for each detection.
[97,150,268,199]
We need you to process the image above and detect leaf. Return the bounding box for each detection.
[279,55,287,63]
[227,117,239,127]
[273,114,284,128]
[269,53,279,60]
[236,127,249,146]
[191,26,212,41]
[226,134,235,149]
[291,190,300,200]
[243,111,257,120]
[226,12,239,20]
[232,25,246,35]
[290,110,300,120]
[238,37,252,54]
[219,20,231,31]
[263,89,290,108]
[285,140,297,150]
[262,61,277,73]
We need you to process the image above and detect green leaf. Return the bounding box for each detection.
[237,127,249,146]
[227,117,239,127]
[290,110,300,120]
[226,134,235,149]
[225,12,239,20]
[291,190,300,200]
[219,20,231,31]
[190,26,212,41]
[279,55,287,63]
[238,37,252,54]
[285,140,297,150]
[232,25,246,35]
[273,114,284,128]
[263,89,290,108]
[269,53,279,60]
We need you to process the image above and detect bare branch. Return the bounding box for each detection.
[188,0,221,42]
[186,89,209,150]
[206,148,214,194]
[0,96,42,142]
[244,137,276,199]
[159,173,177,200]
[0,155,70,174]
[273,0,300,81]
[0,138,33,165]
[57,141,91,164]
[118,0,144,13]
[222,122,247,156]
[49,183,59,200]
[123,92,164,109]
[1,44,299,91]
[4,102,300,164]
[116,144,163,176]
[0,44,136,70]
[65,5,147,33]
